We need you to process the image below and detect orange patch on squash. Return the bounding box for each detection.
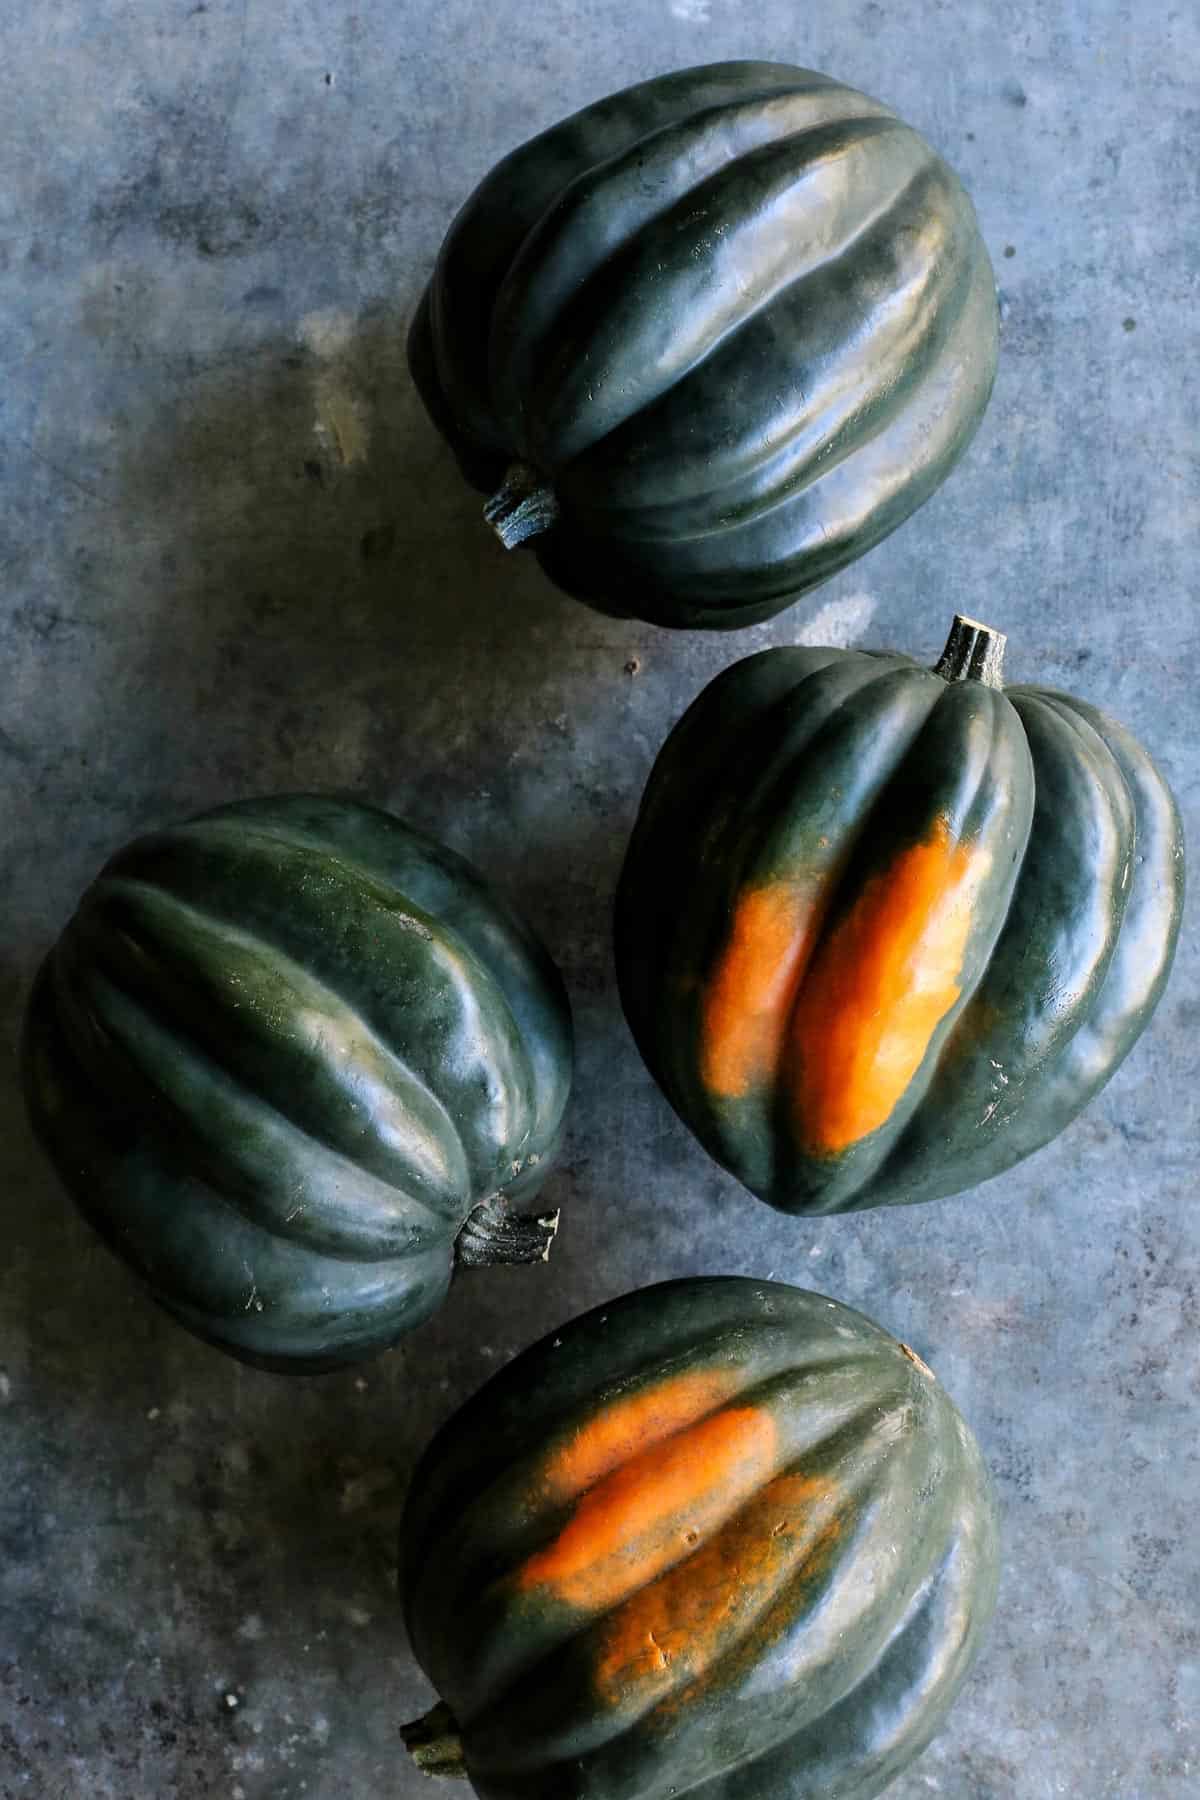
[592,1470,841,1710]
[791,815,983,1153]
[514,1405,778,1619]
[701,883,819,1099]
[535,1367,747,1507]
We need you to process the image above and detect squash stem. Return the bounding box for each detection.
[455,1193,560,1268]
[484,462,560,548]
[933,613,1006,688]
[402,1701,469,1780]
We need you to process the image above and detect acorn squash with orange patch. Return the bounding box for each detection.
[401,1276,999,1799]
[615,617,1184,1213]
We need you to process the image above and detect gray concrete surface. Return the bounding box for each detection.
[1,3,1197,1796]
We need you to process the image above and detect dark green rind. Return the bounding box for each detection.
[552,156,971,532]
[409,284,507,495]
[411,60,998,630]
[202,795,574,1172]
[487,85,898,454]
[629,657,949,1198]
[23,964,451,1370]
[875,689,1184,1202]
[688,1518,999,1800]
[411,1367,893,1725]
[536,251,997,629]
[90,800,571,1192]
[429,63,828,460]
[615,650,1182,1214]
[1018,695,1185,1112]
[53,884,474,1248]
[401,1278,830,1598]
[401,1278,999,1800]
[22,795,573,1371]
[497,115,915,468]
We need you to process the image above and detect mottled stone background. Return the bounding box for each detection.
[1,2,1197,1796]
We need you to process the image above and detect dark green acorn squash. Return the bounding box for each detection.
[615,616,1184,1213]
[400,1276,999,1799]
[410,59,998,630]
[22,794,573,1371]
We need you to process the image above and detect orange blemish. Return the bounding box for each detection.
[790,815,984,1154]
[701,883,819,1100]
[592,1470,841,1710]
[536,1368,747,1506]
[513,1406,778,1619]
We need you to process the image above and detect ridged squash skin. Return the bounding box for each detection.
[401,1276,1000,1800]
[410,59,999,630]
[22,794,573,1371]
[614,621,1184,1214]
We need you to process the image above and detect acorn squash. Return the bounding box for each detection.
[401,1276,999,1798]
[615,616,1184,1212]
[22,794,573,1370]
[410,59,998,628]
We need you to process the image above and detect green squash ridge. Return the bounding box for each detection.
[401,1319,878,1581]
[682,1524,996,1800]
[618,260,996,599]
[554,158,967,541]
[68,873,479,1217]
[486,81,896,421]
[111,813,551,1176]
[533,249,997,622]
[412,1311,992,1800]
[153,1238,450,1367]
[401,1281,890,1536]
[491,77,891,302]
[433,62,848,446]
[50,953,461,1260]
[871,686,1141,1204]
[176,802,572,1155]
[407,1316,947,1649]
[564,169,978,547]
[960,687,1181,1154]
[524,117,927,475]
[24,973,450,1358]
[766,682,1033,1213]
[449,1392,927,1758]
[143,812,449,938]
[619,1448,964,1796]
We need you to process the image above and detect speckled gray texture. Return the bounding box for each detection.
[0,3,1196,1797]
